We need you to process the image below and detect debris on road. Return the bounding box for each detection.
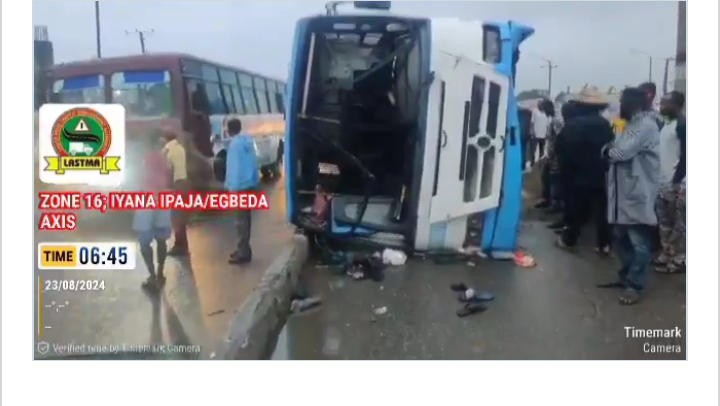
[291,296,323,313]
[381,248,407,266]
[451,283,495,303]
[373,306,388,315]
[514,251,537,268]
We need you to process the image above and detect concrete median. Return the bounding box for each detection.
[222,233,310,360]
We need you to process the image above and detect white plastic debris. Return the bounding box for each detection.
[382,248,407,266]
[374,306,388,315]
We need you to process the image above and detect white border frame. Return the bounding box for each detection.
[4,2,717,406]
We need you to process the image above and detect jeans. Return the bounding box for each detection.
[614,225,654,292]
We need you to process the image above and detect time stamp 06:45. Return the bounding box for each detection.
[38,242,138,270]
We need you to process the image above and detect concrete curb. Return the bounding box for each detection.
[222,234,309,360]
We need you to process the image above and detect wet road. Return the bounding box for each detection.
[34,179,292,360]
[273,221,686,360]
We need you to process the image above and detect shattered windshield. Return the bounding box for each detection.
[52,75,105,104]
[112,70,174,119]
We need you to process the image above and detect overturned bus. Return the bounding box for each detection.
[284,1,534,256]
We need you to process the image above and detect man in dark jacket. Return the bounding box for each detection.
[555,89,614,253]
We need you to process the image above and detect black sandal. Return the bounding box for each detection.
[596,280,625,289]
[456,302,489,317]
[450,283,468,292]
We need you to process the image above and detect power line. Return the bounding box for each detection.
[126,29,154,53]
[528,52,558,97]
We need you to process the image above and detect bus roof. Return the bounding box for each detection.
[50,52,285,83]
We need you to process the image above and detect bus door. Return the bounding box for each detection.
[430,53,510,223]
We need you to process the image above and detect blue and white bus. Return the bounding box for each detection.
[285,1,534,257]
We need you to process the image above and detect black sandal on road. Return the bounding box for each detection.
[450,283,468,292]
[596,280,625,289]
[456,302,489,318]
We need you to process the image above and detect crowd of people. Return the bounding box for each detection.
[520,82,686,305]
[133,120,260,292]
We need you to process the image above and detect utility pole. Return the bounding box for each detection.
[630,48,654,82]
[126,29,154,53]
[662,57,676,94]
[94,1,102,58]
[539,59,558,98]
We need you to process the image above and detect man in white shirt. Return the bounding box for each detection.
[530,100,550,165]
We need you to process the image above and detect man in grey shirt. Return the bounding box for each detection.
[598,87,661,305]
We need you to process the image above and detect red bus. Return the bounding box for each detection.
[46,53,286,188]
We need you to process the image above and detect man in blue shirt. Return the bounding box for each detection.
[224,118,260,264]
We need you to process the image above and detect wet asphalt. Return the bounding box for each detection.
[274,220,686,360]
[34,178,292,360]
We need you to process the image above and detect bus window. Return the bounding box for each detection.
[238,72,258,114]
[229,86,245,114]
[241,87,258,114]
[275,92,285,114]
[267,85,279,113]
[52,75,105,104]
[205,82,227,115]
[111,71,172,118]
[221,84,237,113]
[181,59,203,77]
[202,64,220,81]
[238,72,253,87]
[186,79,211,115]
[220,69,238,86]
[482,26,502,64]
[253,76,269,114]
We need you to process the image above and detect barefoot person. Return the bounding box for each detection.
[134,134,173,291]
[224,118,260,264]
[161,127,191,257]
[598,87,660,305]
[655,91,686,273]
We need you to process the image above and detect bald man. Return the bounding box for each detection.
[161,127,191,256]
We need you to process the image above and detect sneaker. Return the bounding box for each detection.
[619,288,643,305]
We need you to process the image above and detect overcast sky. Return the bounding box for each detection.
[33,1,680,94]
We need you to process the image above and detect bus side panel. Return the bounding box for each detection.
[481,22,534,254]
[285,18,312,224]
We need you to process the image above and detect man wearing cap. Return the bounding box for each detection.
[554,87,614,254]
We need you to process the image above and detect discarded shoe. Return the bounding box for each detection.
[456,302,489,317]
[457,288,495,303]
[450,283,469,292]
